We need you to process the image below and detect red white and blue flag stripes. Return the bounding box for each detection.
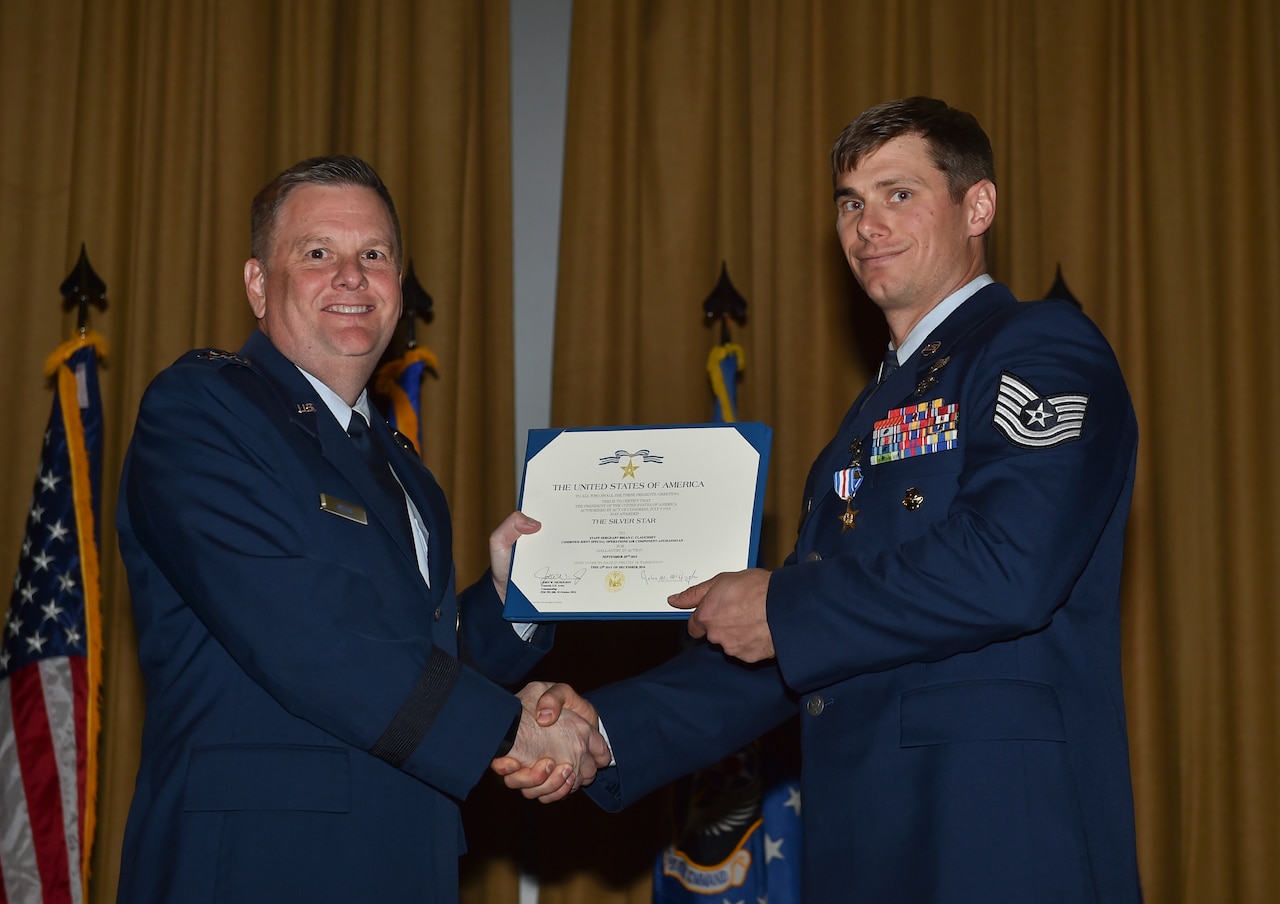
[1,334,105,904]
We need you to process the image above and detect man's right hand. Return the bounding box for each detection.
[491,682,607,802]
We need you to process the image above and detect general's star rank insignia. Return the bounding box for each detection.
[992,371,1088,448]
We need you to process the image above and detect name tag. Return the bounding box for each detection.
[319,493,367,525]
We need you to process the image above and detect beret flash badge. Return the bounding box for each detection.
[993,371,1088,448]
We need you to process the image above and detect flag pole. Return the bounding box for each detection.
[57,247,107,896]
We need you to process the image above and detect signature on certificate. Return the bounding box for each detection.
[534,566,587,589]
[639,569,699,587]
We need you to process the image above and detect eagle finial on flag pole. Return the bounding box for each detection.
[1042,264,1083,309]
[401,259,435,349]
[59,243,109,335]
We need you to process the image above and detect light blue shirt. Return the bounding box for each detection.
[882,274,994,376]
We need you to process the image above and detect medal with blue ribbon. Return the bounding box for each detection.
[834,437,865,533]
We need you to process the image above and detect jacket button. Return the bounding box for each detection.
[434,607,443,621]
[805,551,822,563]
[807,695,826,716]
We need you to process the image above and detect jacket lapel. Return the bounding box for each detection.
[371,416,453,601]
[237,330,421,567]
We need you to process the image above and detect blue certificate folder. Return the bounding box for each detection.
[505,422,772,621]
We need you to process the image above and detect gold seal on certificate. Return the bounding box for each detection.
[505,423,771,620]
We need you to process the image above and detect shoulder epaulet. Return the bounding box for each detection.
[390,428,421,457]
[182,347,256,369]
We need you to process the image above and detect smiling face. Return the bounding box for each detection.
[834,133,995,344]
[244,183,402,402]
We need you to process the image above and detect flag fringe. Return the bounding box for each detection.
[43,330,108,378]
[52,334,105,894]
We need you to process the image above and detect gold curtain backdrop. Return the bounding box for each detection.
[0,2,1276,903]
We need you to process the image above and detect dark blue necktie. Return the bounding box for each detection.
[857,347,902,415]
[879,347,899,384]
[347,412,414,544]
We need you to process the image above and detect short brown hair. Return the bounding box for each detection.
[249,155,402,266]
[829,97,995,203]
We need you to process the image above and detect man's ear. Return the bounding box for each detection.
[967,179,997,237]
[244,258,267,319]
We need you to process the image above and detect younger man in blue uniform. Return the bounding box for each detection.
[499,97,1143,902]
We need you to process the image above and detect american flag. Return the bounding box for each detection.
[0,335,105,904]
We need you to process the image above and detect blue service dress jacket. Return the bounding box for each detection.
[585,283,1143,902]
[115,329,550,903]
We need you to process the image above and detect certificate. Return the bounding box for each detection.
[504,423,771,621]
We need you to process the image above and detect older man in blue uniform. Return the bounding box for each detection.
[500,98,1143,902]
[116,156,605,903]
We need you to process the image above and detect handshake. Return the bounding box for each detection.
[490,681,606,803]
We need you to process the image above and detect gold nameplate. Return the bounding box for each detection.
[319,493,367,525]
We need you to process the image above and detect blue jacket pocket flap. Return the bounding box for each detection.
[900,679,1066,747]
[183,743,352,812]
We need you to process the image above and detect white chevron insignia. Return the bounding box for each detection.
[992,372,1088,448]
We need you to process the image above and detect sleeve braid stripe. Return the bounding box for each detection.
[369,646,461,768]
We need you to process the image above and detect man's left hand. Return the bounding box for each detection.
[488,511,541,602]
[667,567,775,662]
